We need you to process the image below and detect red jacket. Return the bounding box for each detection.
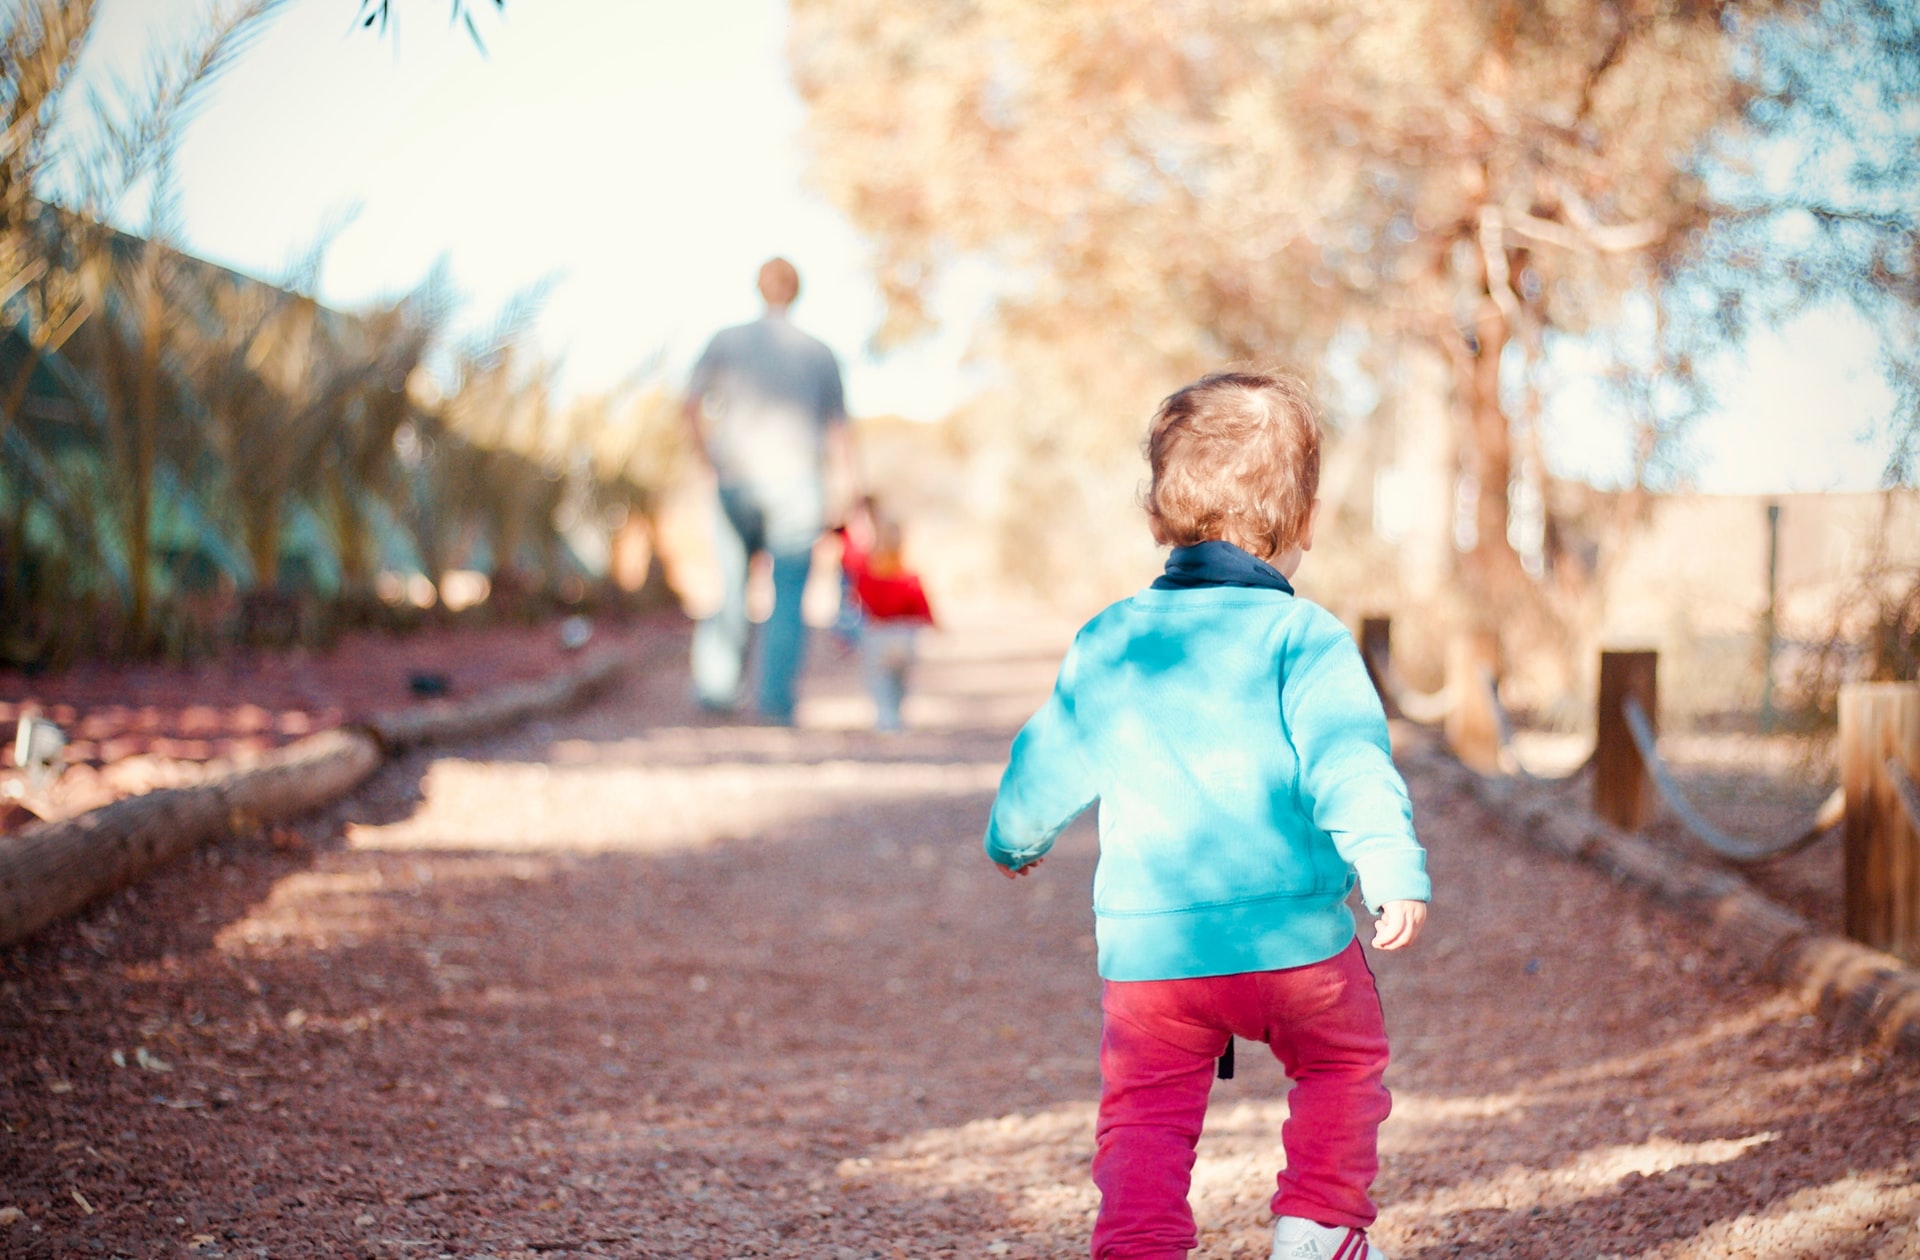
[840,532,935,625]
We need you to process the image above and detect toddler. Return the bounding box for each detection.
[984,370,1429,1260]
[838,502,935,731]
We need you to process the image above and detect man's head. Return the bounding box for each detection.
[1143,369,1322,561]
[757,257,801,310]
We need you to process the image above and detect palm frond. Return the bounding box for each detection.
[83,0,290,216]
[0,1,99,212]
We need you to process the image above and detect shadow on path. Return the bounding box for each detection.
[2,614,1915,1259]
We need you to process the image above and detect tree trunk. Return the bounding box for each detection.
[1445,628,1503,774]
[327,464,371,596]
[1440,225,1576,696]
[129,247,163,643]
[0,312,50,453]
[1455,286,1546,627]
[245,501,284,590]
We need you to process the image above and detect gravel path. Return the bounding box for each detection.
[2,614,1915,1259]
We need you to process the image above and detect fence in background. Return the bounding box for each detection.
[1362,616,1920,967]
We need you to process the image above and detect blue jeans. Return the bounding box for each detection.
[691,481,822,724]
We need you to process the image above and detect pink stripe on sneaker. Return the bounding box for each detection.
[1332,1230,1367,1260]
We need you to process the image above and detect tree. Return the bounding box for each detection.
[1,1,101,435]
[789,0,1887,684]
[1,0,289,650]
[1677,0,1920,721]
[312,275,448,603]
[1675,0,1917,483]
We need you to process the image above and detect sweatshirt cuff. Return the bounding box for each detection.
[1352,854,1432,914]
[983,822,1043,870]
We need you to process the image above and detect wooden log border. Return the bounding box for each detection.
[1406,736,1920,1059]
[0,648,631,949]
[364,650,626,752]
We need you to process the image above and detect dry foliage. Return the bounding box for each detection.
[791,0,1915,695]
[1785,502,1920,738]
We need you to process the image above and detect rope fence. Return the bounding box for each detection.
[1620,694,1846,865]
[1476,664,1597,784]
[1363,648,1452,725]
[1359,616,1920,982]
[1365,630,1839,862]
[1365,644,1591,782]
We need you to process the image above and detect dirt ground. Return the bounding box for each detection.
[2,611,1916,1259]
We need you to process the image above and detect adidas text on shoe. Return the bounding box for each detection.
[1270,1215,1384,1260]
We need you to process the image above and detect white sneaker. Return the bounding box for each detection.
[1270,1215,1385,1260]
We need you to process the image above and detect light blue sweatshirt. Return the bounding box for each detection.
[984,585,1430,981]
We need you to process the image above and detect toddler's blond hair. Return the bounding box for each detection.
[1143,369,1322,560]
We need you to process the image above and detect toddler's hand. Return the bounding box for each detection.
[1371,900,1426,950]
[1000,858,1044,879]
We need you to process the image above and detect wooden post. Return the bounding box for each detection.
[1839,683,1920,964]
[1360,615,1394,715]
[1445,630,1500,774]
[1594,649,1658,832]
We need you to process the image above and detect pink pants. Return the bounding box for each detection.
[1090,939,1392,1260]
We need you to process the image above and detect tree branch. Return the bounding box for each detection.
[1499,207,1666,254]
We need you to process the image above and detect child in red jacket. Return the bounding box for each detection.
[838,501,934,731]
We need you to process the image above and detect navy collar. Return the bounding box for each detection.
[1151,540,1295,593]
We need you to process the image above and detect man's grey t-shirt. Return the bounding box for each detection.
[688,314,846,489]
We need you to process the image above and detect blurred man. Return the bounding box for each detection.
[683,257,852,725]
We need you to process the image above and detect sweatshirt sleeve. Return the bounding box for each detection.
[984,636,1098,870]
[1282,615,1431,912]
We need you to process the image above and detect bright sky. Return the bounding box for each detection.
[1544,305,1901,494]
[72,0,986,421]
[68,0,1903,493]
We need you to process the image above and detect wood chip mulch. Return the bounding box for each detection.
[0,616,664,825]
[1,614,1914,1259]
